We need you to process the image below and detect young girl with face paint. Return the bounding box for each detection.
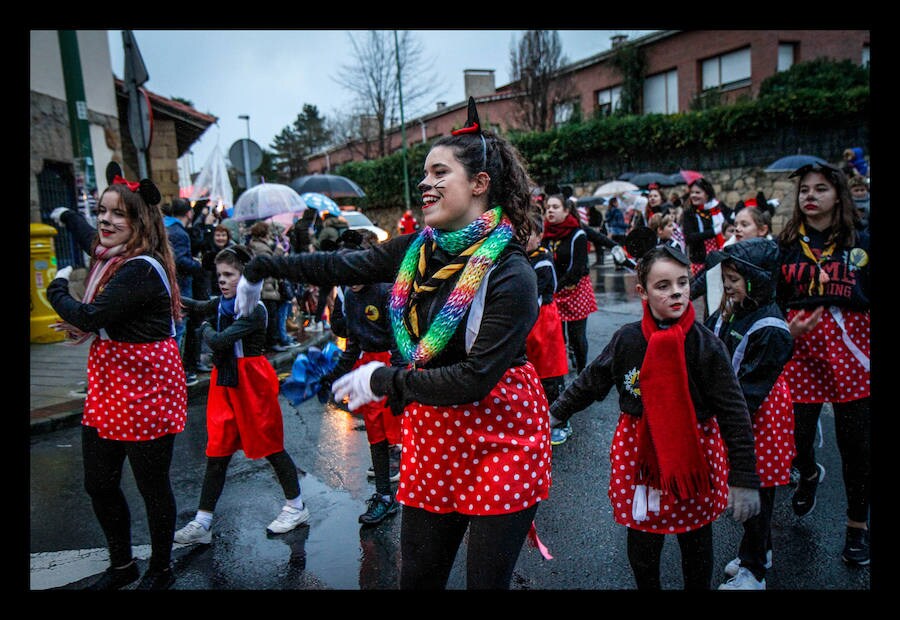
[548,245,760,590]
[705,238,795,590]
[233,98,551,590]
[47,172,186,590]
[776,163,871,566]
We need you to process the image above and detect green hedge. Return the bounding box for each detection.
[337,87,869,210]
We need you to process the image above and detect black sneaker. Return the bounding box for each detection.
[85,561,139,590]
[791,462,825,517]
[135,566,175,590]
[842,527,870,566]
[359,493,400,525]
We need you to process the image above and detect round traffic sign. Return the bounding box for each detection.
[229,139,263,173]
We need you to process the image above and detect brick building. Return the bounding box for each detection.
[307,29,870,173]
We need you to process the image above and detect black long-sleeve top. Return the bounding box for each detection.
[529,247,557,305]
[184,296,268,387]
[58,208,96,255]
[549,319,760,489]
[541,227,589,289]
[244,233,538,409]
[47,256,174,343]
[705,301,794,415]
[776,227,870,312]
[681,203,733,265]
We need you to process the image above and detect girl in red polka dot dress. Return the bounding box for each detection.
[47,172,187,591]
[236,98,551,590]
[705,238,795,590]
[775,162,871,566]
[549,245,761,590]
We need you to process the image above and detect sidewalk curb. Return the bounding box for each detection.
[29,331,334,436]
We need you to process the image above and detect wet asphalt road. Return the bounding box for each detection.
[29,268,872,592]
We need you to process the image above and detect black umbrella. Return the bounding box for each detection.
[763,154,828,173]
[629,172,675,188]
[290,174,366,199]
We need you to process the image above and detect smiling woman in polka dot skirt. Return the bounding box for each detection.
[47,170,187,590]
[776,162,871,566]
[235,97,551,590]
[549,245,761,590]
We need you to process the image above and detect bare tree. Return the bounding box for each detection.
[332,31,437,158]
[510,30,575,132]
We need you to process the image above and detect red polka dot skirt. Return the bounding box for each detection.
[752,374,795,488]
[782,308,870,404]
[83,338,187,441]
[608,414,729,534]
[555,275,598,322]
[396,362,552,516]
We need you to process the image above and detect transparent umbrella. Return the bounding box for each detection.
[594,180,639,198]
[232,183,308,222]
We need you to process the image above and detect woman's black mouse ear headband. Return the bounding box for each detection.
[451,96,487,171]
[105,160,161,206]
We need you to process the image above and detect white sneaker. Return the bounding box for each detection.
[718,567,766,590]
[173,520,211,545]
[266,505,310,534]
[724,549,772,577]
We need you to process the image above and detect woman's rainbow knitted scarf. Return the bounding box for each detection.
[390,206,513,365]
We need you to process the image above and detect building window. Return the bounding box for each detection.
[862,44,870,66]
[595,85,622,117]
[777,43,796,72]
[643,69,678,115]
[702,47,751,91]
[554,100,576,125]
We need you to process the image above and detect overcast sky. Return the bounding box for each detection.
[106,29,656,184]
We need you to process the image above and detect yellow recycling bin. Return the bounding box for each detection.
[30,222,65,343]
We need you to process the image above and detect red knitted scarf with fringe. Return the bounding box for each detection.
[637,300,712,499]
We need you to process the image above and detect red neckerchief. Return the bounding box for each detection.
[541,214,581,240]
[636,300,712,499]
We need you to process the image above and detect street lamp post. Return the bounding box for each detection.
[239,114,253,188]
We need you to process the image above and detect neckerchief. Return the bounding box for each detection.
[636,300,712,500]
[61,244,128,345]
[696,199,725,254]
[798,223,836,295]
[541,214,581,240]
[390,207,513,366]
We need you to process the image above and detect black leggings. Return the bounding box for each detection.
[198,450,301,512]
[793,398,870,523]
[400,503,538,590]
[737,486,776,580]
[563,318,588,374]
[627,524,713,590]
[81,426,176,572]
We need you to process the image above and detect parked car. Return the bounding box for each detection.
[340,209,390,243]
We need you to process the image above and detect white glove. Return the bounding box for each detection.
[50,207,70,227]
[233,276,262,318]
[55,266,73,281]
[332,361,385,411]
[610,245,626,265]
[728,486,761,522]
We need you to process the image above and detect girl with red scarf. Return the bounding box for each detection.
[776,162,870,566]
[541,194,598,376]
[47,172,187,590]
[549,245,760,590]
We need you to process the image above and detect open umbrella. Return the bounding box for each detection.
[594,180,639,198]
[628,172,675,188]
[290,174,366,198]
[668,169,704,185]
[232,183,307,222]
[764,154,828,173]
[300,192,341,216]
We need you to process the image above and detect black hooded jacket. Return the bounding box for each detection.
[704,238,794,415]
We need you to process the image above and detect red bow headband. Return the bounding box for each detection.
[112,174,140,192]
